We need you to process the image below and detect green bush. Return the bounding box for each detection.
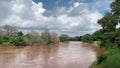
[60,37,68,42]
[81,34,93,43]
[106,43,118,49]
[97,54,107,65]
[0,36,10,45]
[0,36,3,44]
[10,36,28,46]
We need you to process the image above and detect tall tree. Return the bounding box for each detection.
[3,25,18,36]
[51,32,59,44]
[98,0,120,32]
[41,29,51,45]
[96,0,120,48]
[110,0,120,23]
[26,30,42,44]
[98,12,118,32]
[18,31,24,36]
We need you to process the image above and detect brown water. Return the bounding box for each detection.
[0,41,105,68]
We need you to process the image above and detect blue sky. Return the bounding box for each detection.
[33,0,112,14]
[33,0,75,11]
[0,0,114,36]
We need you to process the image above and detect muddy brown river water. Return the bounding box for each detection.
[0,41,105,68]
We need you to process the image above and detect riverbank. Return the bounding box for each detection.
[89,47,120,68]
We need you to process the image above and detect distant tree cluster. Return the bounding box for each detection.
[59,34,69,42]
[69,36,81,41]
[25,29,60,45]
[0,25,62,46]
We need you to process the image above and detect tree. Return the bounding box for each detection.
[110,0,120,18]
[26,30,42,44]
[98,12,118,32]
[51,32,59,44]
[0,28,7,36]
[81,34,92,42]
[96,0,120,48]
[18,31,24,36]
[92,29,104,41]
[3,25,18,36]
[60,34,69,42]
[41,29,51,45]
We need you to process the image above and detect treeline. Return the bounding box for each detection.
[81,0,120,49]
[0,25,69,46]
[85,0,120,68]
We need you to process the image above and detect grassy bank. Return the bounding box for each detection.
[90,47,120,68]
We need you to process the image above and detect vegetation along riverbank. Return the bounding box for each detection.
[0,25,70,46]
[80,0,120,68]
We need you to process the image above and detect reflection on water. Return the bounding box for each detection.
[0,41,105,68]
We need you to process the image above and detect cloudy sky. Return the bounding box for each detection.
[0,0,114,36]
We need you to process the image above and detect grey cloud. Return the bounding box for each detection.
[0,1,12,22]
[43,7,67,17]
[43,11,53,17]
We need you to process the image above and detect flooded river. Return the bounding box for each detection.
[0,41,105,68]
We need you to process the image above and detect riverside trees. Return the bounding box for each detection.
[41,29,52,45]
[89,0,120,68]
[0,25,28,46]
[26,30,42,44]
[81,0,120,48]
[0,25,61,46]
[41,29,60,45]
[95,0,120,48]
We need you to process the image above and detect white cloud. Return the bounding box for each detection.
[0,0,113,36]
[74,2,80,7]
[32,1,45,15]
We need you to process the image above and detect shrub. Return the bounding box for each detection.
[0,36,10,45]
[97,54,107,65]
[106,43,118,49]
[10,36,28,46]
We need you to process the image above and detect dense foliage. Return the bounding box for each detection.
[81,34,93,43]
[0,25,62,46]
[0,36,28,46]
[89,0,120,68]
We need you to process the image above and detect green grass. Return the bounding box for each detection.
[90,48,120,68]
[93,41,101,46]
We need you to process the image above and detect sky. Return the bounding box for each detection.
[0,0,114,37]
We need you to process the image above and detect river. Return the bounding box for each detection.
[0,41,105,68]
